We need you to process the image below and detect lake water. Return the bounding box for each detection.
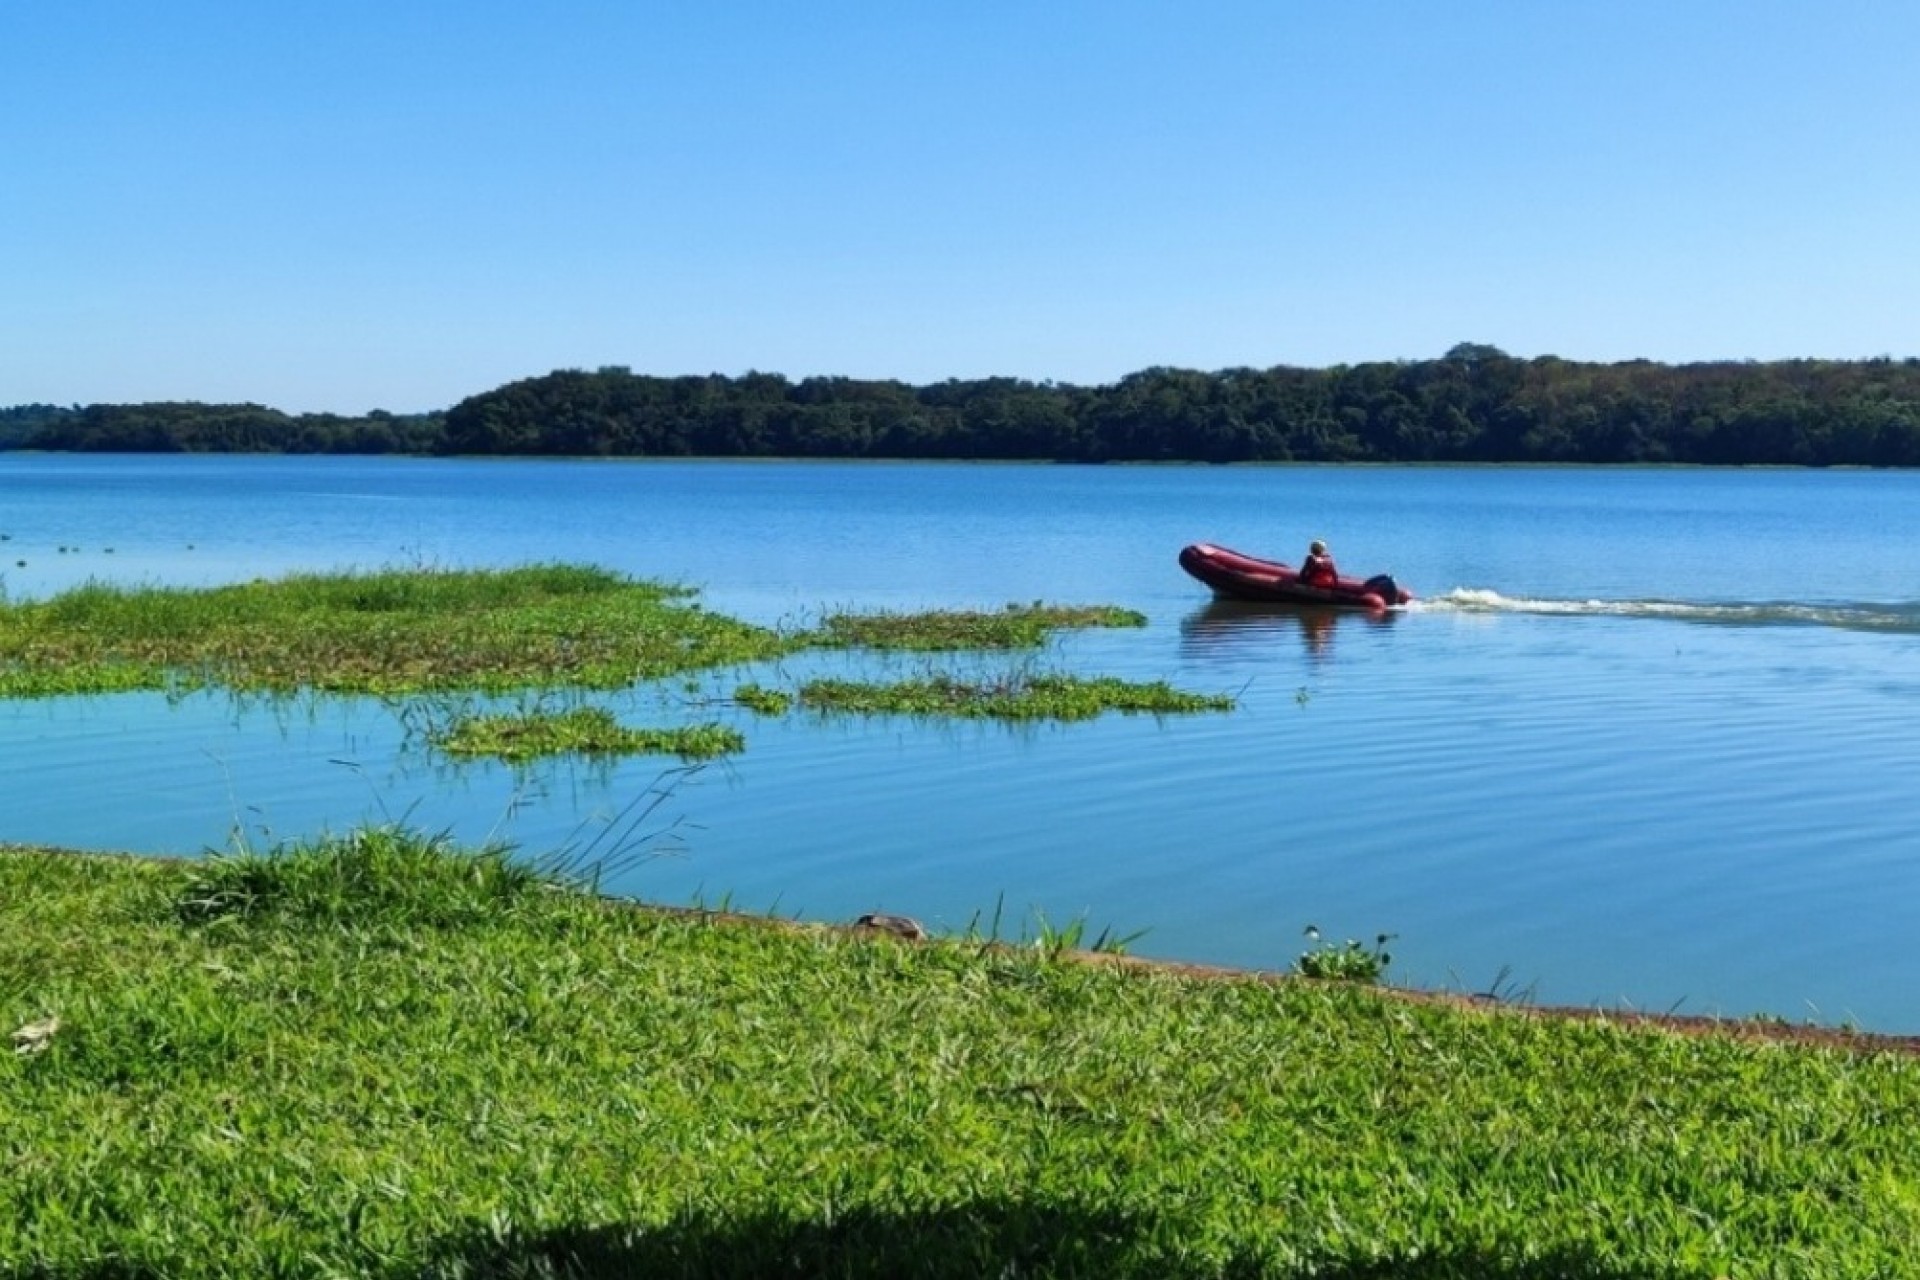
[5,453,1919,1030]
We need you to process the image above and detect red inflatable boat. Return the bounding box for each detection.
[1179,543,1412,611]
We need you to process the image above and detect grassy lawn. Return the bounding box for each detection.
[4,834,1918,1278]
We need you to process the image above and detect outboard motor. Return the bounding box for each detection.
[1363,574,1403,606]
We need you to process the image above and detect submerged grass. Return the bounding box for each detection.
[430,706,745,761]
[796,672,1235,720]
[811,602,1147,651]
[732,681,794,715]
[4,835,1920,1278]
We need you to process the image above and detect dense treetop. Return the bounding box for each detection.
[7,402,440,455]
[12,346,1920,465]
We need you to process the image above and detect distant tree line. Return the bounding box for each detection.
[13,345,1920,465]
[10,403,442,454]
[0,405,77,449]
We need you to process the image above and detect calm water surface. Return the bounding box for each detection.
[4,454,1918,1029]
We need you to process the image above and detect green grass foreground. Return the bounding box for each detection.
[5,835,1919,1278]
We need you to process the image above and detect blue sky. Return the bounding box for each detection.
[6,2,1918,413]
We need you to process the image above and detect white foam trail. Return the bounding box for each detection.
[1412,588,1920,633]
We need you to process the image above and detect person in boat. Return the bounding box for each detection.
[1300,539,1338,588]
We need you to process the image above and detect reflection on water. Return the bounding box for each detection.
[1178,599,1400,663]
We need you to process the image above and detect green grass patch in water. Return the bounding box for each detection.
[0,568,1163,702]
[797,672,1234,720]
[431,706,745,761]
[0,566,1232,733]
[0,563,791,697]
[812,602,1146,651]
[733,681,795,715]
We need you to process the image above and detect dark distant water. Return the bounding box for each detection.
[4,454,1919,1030]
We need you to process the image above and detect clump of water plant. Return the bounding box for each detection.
[811,602,1146,651]
[1293,925,1395,983]
[733,682,793,715]
[430,706,744,761]
[796,673,1233,721]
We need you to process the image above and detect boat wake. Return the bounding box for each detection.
[1415,588,1920,635]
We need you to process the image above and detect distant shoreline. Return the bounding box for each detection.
[9,346,1920,466]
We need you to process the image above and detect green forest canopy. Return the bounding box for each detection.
[11,345,1920,465]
